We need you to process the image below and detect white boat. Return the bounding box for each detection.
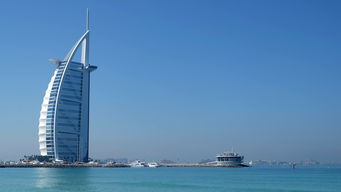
[129,160,146,168]
[147,162,159,168]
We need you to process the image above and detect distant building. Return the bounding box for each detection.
[198,159,215,164]
[38,10,97,162]
[216,152,244,166]
[102,158,129,164]
[301,159,320,166]
[159,159,176,164]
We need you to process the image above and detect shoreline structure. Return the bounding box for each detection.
[0,163,249,168]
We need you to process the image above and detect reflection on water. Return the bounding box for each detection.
[35,168,94,191]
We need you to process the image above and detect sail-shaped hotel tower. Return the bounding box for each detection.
[38,10,97,162]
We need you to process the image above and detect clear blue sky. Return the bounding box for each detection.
[0,0,340,163]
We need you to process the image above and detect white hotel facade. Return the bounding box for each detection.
[38,11,97,162]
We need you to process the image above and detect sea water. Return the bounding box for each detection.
[0,166,340,192]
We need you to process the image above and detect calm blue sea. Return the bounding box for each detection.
[0,166,340,192]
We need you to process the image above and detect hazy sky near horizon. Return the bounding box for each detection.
[0,0,340,162]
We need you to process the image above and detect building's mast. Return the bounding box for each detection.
[86,8,90,31]
[81,9,90,66]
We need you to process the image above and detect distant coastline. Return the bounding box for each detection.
[0,163,249,168]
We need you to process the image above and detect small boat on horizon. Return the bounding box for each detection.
[147,162,159,168]
[129,160,146,168]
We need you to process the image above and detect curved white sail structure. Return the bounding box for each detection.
[38,10,97,162]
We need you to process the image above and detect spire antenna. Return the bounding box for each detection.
[86,8,90,31]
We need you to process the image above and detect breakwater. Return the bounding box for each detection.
[0,163,129,168]
[160,163,249,168]
[0,163,248,168]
